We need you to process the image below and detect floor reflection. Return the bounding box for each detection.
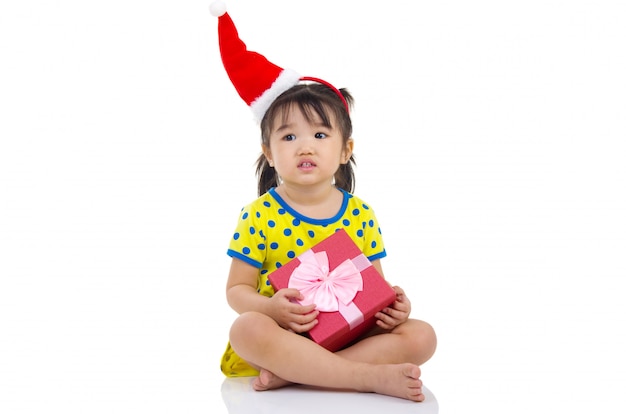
[220,377,438,414]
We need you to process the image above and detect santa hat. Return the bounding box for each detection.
[210,1,349,122]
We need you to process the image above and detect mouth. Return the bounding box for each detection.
[298,161,316,168]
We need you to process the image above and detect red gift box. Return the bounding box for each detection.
[268,229,396,352]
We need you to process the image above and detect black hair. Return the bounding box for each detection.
[255,83,356,196]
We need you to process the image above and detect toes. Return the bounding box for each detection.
[252,377,268,391]
[402,364,421,380]
[407,386,425,402]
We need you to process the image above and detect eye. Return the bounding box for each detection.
[315,132,327,139]
[283,134,296,141]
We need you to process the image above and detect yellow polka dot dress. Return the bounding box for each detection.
[220,187,386,377]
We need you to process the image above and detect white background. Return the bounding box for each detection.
[1,0,625,413]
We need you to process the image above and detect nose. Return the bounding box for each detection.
[297,145,313,155]
[297,136,315,155]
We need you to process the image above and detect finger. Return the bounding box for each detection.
[293,309,319,324]
[391,300,410,313]
[280,288,304,300]
[393,286,412,303]
[395,293,410,307]
[392,285,405,296]
[380,306,401,319]
[289,318,318,333]
[376,310,396,325]
[290,302,317,315]
[376,317,395,330]
[377,308,407,327]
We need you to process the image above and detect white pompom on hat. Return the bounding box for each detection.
[210,1,349,122]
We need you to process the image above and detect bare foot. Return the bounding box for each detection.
[252,368,293,391]
[367,363,425,402]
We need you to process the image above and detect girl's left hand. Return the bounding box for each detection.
[375,285,411,330]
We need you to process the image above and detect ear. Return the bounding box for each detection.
[341,138,354,164]
[262,144,274,167]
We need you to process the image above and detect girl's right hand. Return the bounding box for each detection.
[268,288,319,333]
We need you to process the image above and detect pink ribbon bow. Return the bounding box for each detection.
[288,251,363,312]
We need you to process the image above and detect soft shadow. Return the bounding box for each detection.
[220,377,438,414]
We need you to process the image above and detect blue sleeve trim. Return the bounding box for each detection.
[227,249,263,268]
[367,250,387,262]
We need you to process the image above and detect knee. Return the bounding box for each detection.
[229,311,276,352]
[402,319,437,365]
[420,320,437,358]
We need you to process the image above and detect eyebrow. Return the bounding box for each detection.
[274,120,329,134]
[274,123,294,133]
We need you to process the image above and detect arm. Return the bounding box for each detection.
[371,259,412,330]
[226,258,319,333]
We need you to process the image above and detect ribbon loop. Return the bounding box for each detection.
[288,251,363,312]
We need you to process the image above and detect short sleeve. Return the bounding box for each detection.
[226,206,267,268]
[357,203,386,262]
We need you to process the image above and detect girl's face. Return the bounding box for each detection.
[263,105,353,190]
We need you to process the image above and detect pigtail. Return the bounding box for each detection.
[255,154,278,196]
[334,155,356,194]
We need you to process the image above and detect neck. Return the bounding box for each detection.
[278,182,336,205]
[276,183,342,219]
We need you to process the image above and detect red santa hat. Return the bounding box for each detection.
[210,1,349,122]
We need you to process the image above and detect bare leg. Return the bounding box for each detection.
[229,312,436,401]
[252,318,436,391]
[338,319,437,365]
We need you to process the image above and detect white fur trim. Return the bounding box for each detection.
[250,69,301,122]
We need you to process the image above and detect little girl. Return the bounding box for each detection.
[211,2,436,402]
